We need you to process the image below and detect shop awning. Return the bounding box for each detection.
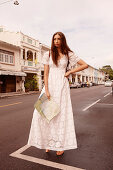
[0,70,27,76]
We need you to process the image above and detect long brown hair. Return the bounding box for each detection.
[51,32,72,66]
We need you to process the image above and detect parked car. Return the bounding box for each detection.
[76,82,81,88]
[105,80,112,87]
[92,82,98,86]
[70,83,77,88]
[99,82,105,85]
[89,82,93,87]
[81,82,87,87]
[70,82,81,88]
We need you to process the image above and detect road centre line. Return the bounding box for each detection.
[104,91,112,98]
[83,99,101,111]
[10,145,85,170]
[0,102,22,108]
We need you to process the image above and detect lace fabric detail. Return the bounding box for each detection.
[41,51,80,69]
[27,50,79,151]
[41,51,50,65]
[68,51,80,66]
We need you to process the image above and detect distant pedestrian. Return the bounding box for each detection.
[86,81,90,88]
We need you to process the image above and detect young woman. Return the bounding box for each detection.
[27,32,88,156]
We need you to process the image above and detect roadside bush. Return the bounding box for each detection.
[24,75,39,91]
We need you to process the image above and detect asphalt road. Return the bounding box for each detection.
[0,85,113,170]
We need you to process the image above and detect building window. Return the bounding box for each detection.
[27,50,33,61]
[10,55,13,63]
[5,54,8,62]
[27,38,32,44]
[0,53,4,62]
[0,50,14,64]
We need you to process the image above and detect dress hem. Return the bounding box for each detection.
[27,143,78,151]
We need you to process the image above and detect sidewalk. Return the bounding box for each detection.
[0,91,40,99]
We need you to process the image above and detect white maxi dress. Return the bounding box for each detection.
[27,51,80,151]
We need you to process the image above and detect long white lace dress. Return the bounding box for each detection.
[27,51,80,151]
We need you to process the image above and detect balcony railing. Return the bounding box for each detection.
[28,61,33,66]
[22,60,38,67]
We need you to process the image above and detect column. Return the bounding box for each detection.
[75,74,77,83]
[80,74,82,82]
[32,51,35,67]
[38,72,42,91]
[37,51,40,63]
[25,49,27,60]
[21,77,25,92]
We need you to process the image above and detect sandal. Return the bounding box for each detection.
[56,151,64,156]
[46,149,50,153]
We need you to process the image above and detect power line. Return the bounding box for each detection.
[0,0,13,6]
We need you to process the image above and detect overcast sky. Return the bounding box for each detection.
[1,0,113,69]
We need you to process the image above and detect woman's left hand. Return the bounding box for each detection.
[64,71,71,78]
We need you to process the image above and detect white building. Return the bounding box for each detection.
[0,39,27,93]
[0,26,50,93]
[69,64,105,85]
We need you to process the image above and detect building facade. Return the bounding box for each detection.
[69,64,105,85]
[0,40,26,93]
[0,26,50,92]
[0,26,105,93]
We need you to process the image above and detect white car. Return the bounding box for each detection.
[70,83,77,88]
[104,81,112,87]
[76,82,81,88]
[89,82,93,86]
[70,82,81,88]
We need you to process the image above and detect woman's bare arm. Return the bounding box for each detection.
[44,65,50,99]
[69,59,88,74]
[65,59,88,78]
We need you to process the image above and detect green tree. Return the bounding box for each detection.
[100,65,113,80]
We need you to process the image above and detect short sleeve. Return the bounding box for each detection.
[41,51,50,65]
[68,51,80,68]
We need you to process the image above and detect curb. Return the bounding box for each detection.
[0,91,40,99]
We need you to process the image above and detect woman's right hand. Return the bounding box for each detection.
[45,90,51,100]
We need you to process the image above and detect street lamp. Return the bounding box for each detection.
[14,0,19,5]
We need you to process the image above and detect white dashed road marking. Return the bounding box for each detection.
[104,91,112,98]
[10,145,85,170]
[83,90,112,111]
[83,99,101,111]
